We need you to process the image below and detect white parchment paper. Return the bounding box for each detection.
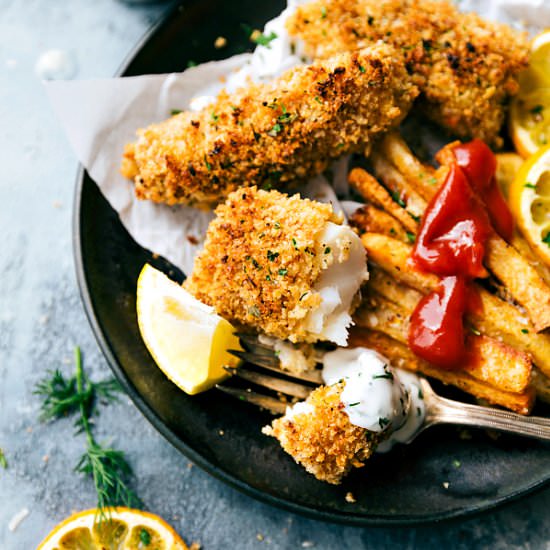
[45,0,548,275]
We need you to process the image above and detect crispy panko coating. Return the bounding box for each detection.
[122,44,418,207]
[286,0,529,146]
[262,383,380,484]
[185,187,344,343]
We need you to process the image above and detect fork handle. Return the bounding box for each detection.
[423,381,550,441]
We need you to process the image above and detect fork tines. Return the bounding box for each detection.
[215,336,323,414]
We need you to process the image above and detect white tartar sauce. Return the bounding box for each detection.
[322,347,425,452]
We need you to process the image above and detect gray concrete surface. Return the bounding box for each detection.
[0,0,549,548]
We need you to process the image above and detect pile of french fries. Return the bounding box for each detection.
[349,132,550,414]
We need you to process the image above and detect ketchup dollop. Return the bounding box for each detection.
[408,139,513,369]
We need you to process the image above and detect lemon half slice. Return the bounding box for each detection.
[509,145,550,266]
[495,152,524,199]
[136,264,240,395]
[510,30,550,158]
[37,508,188,550]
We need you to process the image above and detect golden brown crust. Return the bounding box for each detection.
[184,187,341,342]
[122,44,418,207]
[286,0,529,146]
[263,383,379,484]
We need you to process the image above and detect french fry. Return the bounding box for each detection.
[348,327,535,415]
[362,232,439,292]
[348,167,419,233]
[486,236,550,332]
[377,132,440,201]
[349,204,408,241]
[511,233,550,287]
[532,368,550,405]
[355,293,532,394]
[368,268,422,311]
[367,153,427,219]
[361,232,550,376]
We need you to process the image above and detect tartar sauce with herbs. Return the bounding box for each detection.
[322,347,425,452]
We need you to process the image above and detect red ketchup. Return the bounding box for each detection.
[408,140,513,369]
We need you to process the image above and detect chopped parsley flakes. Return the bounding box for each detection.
[251,30,278,48]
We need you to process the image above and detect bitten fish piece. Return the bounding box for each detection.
[184,187,368,344]
[286,0,529,146]
[121,44,418,207]
[262,383,380,484]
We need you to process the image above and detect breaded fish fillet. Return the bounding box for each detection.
[262,383,380,484]
[286,0,529,146]
[121,44,418,207]
[184,187,368,344]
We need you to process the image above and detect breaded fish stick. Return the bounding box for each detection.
[121,44,418,207]
[286,0,529,146]
[184,187,367,344]
[262,383,380,484]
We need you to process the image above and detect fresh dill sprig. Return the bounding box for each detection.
[34,368,82,421]
[35,347,140,515]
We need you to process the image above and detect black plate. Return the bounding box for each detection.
[74,0,550,525]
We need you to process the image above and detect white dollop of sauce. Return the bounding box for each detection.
[35,49,77,80]
[322,347,425,452]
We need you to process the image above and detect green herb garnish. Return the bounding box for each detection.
[0,448,7,469]
[543,233,550,248]
[267,250,279,261]
[405,232,416,244]
[373,372,394,380]
[278,268,288,276]
[251,30,278,48]
[390,191,406,208]
[35,348,139,518]
[140,529,152,546]
[248,305,261,318]
[267,123,282,137]
[378,417,390,429]
[170,109,182,116]
[524,182,536,189]
[324,246,331,254]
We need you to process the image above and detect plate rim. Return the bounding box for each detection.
[72,1,550,526]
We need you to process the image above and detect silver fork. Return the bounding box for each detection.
[216,334,550,443]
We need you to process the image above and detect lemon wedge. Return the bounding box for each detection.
[136,264,240,395]
[509,145,550,266]
[510,30,550,158]
[37,507,188,550]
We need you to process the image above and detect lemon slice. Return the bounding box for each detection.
[37,507,188,550]
[495,152,524,199]
[510,30,550,158]
[136,264,241,395]
[509,145,550,266]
